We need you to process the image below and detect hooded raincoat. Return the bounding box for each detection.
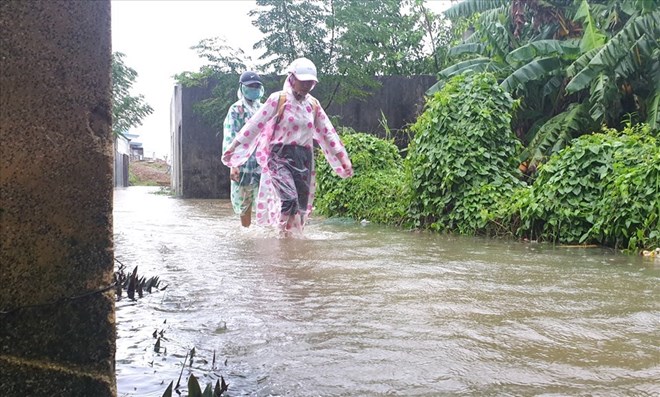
[222,78,353,236]
[222,88,262,215]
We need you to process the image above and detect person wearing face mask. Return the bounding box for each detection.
[222,57,353,237]
[222,71,265,227]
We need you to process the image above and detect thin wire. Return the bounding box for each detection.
[0,282,117,316]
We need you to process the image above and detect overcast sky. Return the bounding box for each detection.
[110,0,454,158]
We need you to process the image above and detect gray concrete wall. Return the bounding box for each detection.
[177,84,231,199]
[114,153,129,188]
[170,87,184,196]
[327,75,437,149]
[173,75,435,199]
[0,1,116,396]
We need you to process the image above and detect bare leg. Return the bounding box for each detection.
[240,203,252,227]
[278,213,293,238]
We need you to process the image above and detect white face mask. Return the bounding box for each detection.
[241,85,264,101]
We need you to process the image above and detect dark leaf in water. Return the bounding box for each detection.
[212,350,216,370]
[122,267,131,288]
[153,329,158,338]
[162,380,173,397]
[202,384,213,397]
[127,266,138,300]
[175,351,188,389]
[220,376,229,393]
[115,258,126,270]
[189,347,196,367]
[146,276,160,293]
[154,337,161,352]
[188,374,202,397]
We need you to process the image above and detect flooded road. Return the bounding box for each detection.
[114,187,659,396]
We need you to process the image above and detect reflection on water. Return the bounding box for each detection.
[114,187,660,396]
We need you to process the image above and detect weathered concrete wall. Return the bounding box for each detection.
[173,75,435,198]
[175,83,231,199]
[326,75,437,149]
[170,87,184,196]
[0,1,116,396]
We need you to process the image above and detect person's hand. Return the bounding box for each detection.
[339,162,353,178]
[343,167,354,178]
[230,167,240,182]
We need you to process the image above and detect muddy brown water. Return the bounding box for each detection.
[114,187,659,397]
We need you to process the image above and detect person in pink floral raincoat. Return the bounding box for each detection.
[222,57,353,237]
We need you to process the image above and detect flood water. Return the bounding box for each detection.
[114,187,659,397]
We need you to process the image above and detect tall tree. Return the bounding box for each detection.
[174,37,251,133]
[249,0,329,74]
[111,52,153,136]
[334,0,426,76]
[175,0,452,127]
[249,0,450,106]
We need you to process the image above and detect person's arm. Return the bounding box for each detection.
[222,93,279,168]
[222,103,241,181]
[313,104,353,178]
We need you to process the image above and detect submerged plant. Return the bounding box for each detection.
[114,259,167,301]
[161,347,229,397]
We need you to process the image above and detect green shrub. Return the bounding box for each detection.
[518,123,659,250]
[405,72,524,234]
[315,129,411,225]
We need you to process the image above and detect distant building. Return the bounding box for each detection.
[125,133,144,160]
[114,134,130,187]
[114,132,144,187]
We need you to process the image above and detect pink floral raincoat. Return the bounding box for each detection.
[222,78,353,236]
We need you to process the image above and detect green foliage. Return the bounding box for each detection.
[518,124,659,250]
[128,167,139,186]
[190,76,253,134]
[406,72,524,234]
[333,0,428,76]
[112,52,153,136]
[174,37,269,134]
[520,103,597,168]
[574,0,607,53]
[174,1,453,126]
[249,0,327,74]
[247,0,451,107]
[315,130,410,225]
[444,0,509,19]
[566,8,659,93]
[432,0,660,169]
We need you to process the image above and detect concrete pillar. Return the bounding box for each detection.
[0,1,115,396]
